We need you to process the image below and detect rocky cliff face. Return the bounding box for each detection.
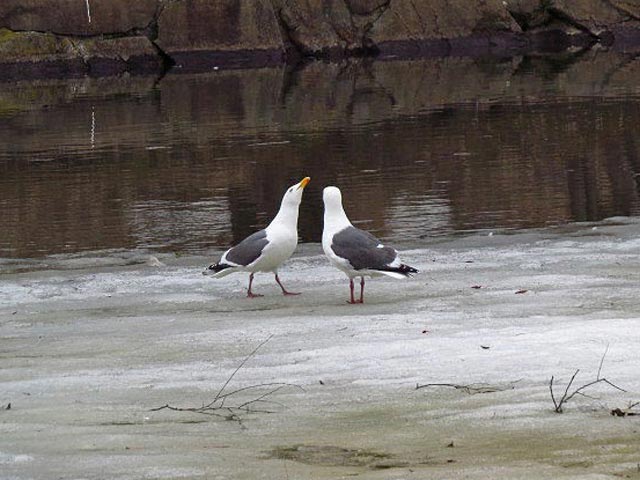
[1,0,640,78]
[156,0,285,69]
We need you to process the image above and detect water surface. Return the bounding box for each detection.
[1,52,640,258]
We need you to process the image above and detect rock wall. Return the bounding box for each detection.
[156,0,285,69]
[1,0,640,78]
[0,0,158,35]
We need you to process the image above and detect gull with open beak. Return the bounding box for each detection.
[204,177,311,297]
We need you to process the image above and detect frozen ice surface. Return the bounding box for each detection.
[1,218,640,479]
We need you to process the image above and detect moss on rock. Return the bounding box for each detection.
[0,29,75,62]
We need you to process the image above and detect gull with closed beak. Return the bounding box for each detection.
[322,186,418,304]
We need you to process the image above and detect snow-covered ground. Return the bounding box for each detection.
[1,218,639,479]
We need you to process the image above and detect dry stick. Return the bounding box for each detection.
[557,369,580,412]
[549,376,558,411]
[152,386,293,414]
[549,346,628,413]
[216,381,302,400]
[206,334,275,408]
[573,390,600,401]
[596,343,609,380]
[415,382,516,395]
[238,385,289,410]
[149,404,234,421]
[610,396,640,416]
[150,335,303,419]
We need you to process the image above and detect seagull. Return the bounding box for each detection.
[322,186,418,304]
[204,177,310,297]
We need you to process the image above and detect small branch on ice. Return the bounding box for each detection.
[596,343,609,380]
[549,347,628,413]
[415,382,518,395]
[611,401,640,417]
[151,335,304,422]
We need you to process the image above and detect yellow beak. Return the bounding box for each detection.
[297,176,311,190]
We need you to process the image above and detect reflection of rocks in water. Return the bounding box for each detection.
[127,198,232,251]
[1,52,640,256]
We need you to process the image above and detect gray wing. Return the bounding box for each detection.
[331,226,397,271]
[225,230,269,266]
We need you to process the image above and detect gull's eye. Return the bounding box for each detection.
[289,188,293,193]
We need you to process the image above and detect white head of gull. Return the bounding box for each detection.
[322,186,418,304]
[204,176,310,298]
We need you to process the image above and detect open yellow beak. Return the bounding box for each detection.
[297,176,311,190]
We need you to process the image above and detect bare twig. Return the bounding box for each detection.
[573,391,600,401]
[415,382,518,395]
[610,400,640,417]
[557,369,580,410]
[206,334,274,408]
[217,382,301,400]
[151,336,304,421]
[611,408,639,417]
[549,376,558,411]
[596,343,609,380]
[238,384,288,410]
[549,347,629,413]
[150,404,231,419]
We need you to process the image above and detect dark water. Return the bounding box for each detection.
[1,52,640,258]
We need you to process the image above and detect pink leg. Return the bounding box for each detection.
[275,274,300,296]
[347,278,358,304]
[247,273,263,298]
[359,277,365,304]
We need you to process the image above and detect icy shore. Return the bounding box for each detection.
[1,218,640,479]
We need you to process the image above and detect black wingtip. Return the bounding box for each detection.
[379,264,419,277]
[398,264,419,277]
[207,263,231,273]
